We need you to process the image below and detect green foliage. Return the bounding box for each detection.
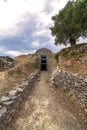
[8,69,22,75]
[16,69,22,74]
[8,70,15,75]
[50,0,87,46]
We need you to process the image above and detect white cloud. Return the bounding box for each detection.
[6,50,35,56]
[0,0,69,36]
[6,50,23,57]
[1,0,78,57]
[33,29,49,37]
[32,41,40,48]
[0,47,4,52]
[0,0,45,34]
[0,46,7,52]
[0,46,36,57]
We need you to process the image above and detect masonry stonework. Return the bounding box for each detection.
[51,66,87,108]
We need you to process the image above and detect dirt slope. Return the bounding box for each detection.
[6,72,87,130]
[0,54,38,96]
[55,43,87,76]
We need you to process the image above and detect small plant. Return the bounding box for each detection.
[8,70,15,75]
[70,52,77,57]
[16,69,22,74]
[55,54,59,63]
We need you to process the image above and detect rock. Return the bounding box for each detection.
[85,108,87,113]
[0,107,7,117]
[0,96,10,103]
[2,101,14,106]
[22,80,29,86]
[84,93,87,96]
[31,75,34,79]
[84,78,87,83]
[51,66,87,108]
[84,120,87,123]
[82,117,85,120]
[9,90,18,96]
[9,95,17,100]
[16,87,23,92]
[0,105,2,109]
[79,113,81,116]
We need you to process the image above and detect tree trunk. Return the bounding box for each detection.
[70,38,76,46]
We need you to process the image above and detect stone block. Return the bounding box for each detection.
[0,96,10,103]
[2,101,14,106]
[16,87,24,92]
[9,90,19,96]
[0,107,7,117]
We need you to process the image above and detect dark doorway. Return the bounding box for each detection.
[40,55,47,71]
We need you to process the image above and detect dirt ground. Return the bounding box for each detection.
[6,72,87,130]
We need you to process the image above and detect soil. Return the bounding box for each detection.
[6,72,87,130]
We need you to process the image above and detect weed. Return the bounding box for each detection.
[8,70,15,75]
[16,69,22,74]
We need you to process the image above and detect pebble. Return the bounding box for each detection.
[79,113,81,116]
[82,117,85,120]
[84,78,87,83]
[84,120,87,122]
[85,108,87,113]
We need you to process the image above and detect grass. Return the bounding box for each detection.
[8,69,22,75]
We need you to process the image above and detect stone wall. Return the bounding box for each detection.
[0,70,40,129]
[51,66,87,108]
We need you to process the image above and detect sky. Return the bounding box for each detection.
[0,0,86,57]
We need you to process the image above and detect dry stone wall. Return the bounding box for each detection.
[0,70,40,129]
[51,67,87,108]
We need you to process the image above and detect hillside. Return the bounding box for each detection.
[55,43,87,77]
[0,54,39,96]
[0,43,87,130]
[0,43,87,96]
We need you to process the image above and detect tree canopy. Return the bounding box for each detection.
[50,0,87,46]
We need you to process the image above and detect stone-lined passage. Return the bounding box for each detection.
[0,70,40,129]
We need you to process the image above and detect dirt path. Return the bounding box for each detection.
[7,72,87,130]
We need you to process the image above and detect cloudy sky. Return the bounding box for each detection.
[0,0,86,57]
